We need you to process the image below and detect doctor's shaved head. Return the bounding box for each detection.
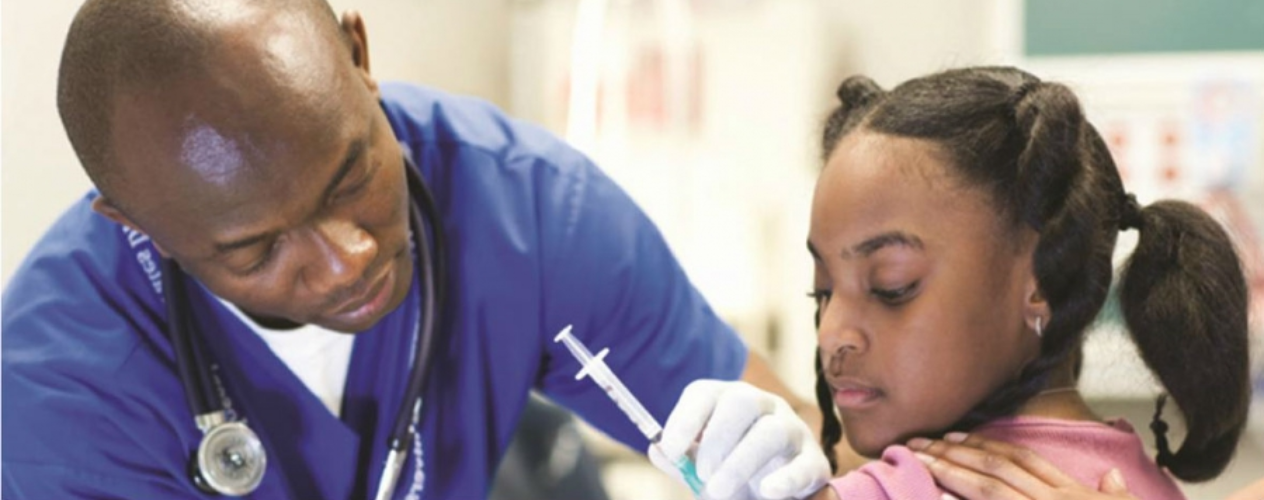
[56,0,415,333]
[57,0,354,214]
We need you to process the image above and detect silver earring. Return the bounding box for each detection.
[1035,317,1043,337]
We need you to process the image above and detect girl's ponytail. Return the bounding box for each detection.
[1118,199,1251,482]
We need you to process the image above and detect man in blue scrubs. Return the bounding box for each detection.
[2,0,830,498]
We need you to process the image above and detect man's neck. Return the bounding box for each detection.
[242,310,303,331]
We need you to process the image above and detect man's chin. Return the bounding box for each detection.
[317,305,398,334]
[313,320,375,335]
[318,277,412,333]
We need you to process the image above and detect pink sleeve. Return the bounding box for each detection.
[828,446,943,500]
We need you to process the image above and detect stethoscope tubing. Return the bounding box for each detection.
[162,256,218,419]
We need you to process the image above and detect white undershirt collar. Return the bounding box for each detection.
[216,298,356,418]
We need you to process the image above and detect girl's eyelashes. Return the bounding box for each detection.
[870,281,919,304]
[807,279,920,308]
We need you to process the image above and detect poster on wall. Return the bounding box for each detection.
[1099,78,1263,317]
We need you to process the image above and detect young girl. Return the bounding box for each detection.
[805,66,1250,498]
[650,65,1250,500]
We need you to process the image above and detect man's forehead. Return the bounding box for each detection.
[179,117,255,187]
[106,71,370,247]
[106,19,363,187]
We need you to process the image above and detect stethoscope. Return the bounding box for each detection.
[161,156,446,499]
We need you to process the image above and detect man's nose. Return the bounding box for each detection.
[303,218,378,297]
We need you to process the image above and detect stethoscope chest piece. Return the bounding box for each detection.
[190,420,267,496]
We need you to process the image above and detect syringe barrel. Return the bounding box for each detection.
[554,326,663,440]
[584,360,663,439]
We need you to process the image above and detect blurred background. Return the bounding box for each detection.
[3,0,1262,498]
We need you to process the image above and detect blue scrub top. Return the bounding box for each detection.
[2,83,748,500]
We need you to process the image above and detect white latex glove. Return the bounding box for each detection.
[647,380,830,500]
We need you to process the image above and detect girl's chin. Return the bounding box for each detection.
[842,427,893,459]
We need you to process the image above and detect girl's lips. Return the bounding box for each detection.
[830,378,883,410]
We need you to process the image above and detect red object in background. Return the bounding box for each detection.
[1159,120,1181,184]
[1106,122,1130,182]
[626,45,705,133]
[627,48,666,128]
[556,44,704,136]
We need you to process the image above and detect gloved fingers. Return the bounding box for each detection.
[756,441,831,499]
[695,384,776,479]
[650,444,725,500]
[748,455,789,499]
[704,415,798,500]
[660,380,727,459]
[648,443,685,483]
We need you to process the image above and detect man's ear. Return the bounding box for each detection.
[339,10,378,96]
[91,196,170,257]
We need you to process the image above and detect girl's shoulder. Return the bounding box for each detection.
[827,416,1186,500]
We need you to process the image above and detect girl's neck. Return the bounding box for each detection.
[1014,386,1099,421]
[1013,362,1099,422]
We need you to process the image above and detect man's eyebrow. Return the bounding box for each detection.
[320,137,368,202]
[843,231,924,259]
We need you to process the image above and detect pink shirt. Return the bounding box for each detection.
[829,417,1185,500]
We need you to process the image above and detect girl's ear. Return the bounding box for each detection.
[1021,250,1051,335]
[1022,272,1051,335]
[1014,229,1049,336]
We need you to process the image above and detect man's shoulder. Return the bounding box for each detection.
[5,191,164,303]
[3,192,166,376]
[379,82,584,169]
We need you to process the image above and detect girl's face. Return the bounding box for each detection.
[809,131,1042,457]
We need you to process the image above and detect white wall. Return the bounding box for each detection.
[0,0,512,285]
[2,0,89,285]
[820,0,1017,88]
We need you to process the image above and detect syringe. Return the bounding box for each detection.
[553,325,706,497]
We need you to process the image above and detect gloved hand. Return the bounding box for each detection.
[647,380,831,500]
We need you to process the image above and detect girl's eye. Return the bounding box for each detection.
[806,289,833,306]
[870,281,918,304]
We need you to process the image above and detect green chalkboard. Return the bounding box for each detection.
[1024,0,1264,56]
